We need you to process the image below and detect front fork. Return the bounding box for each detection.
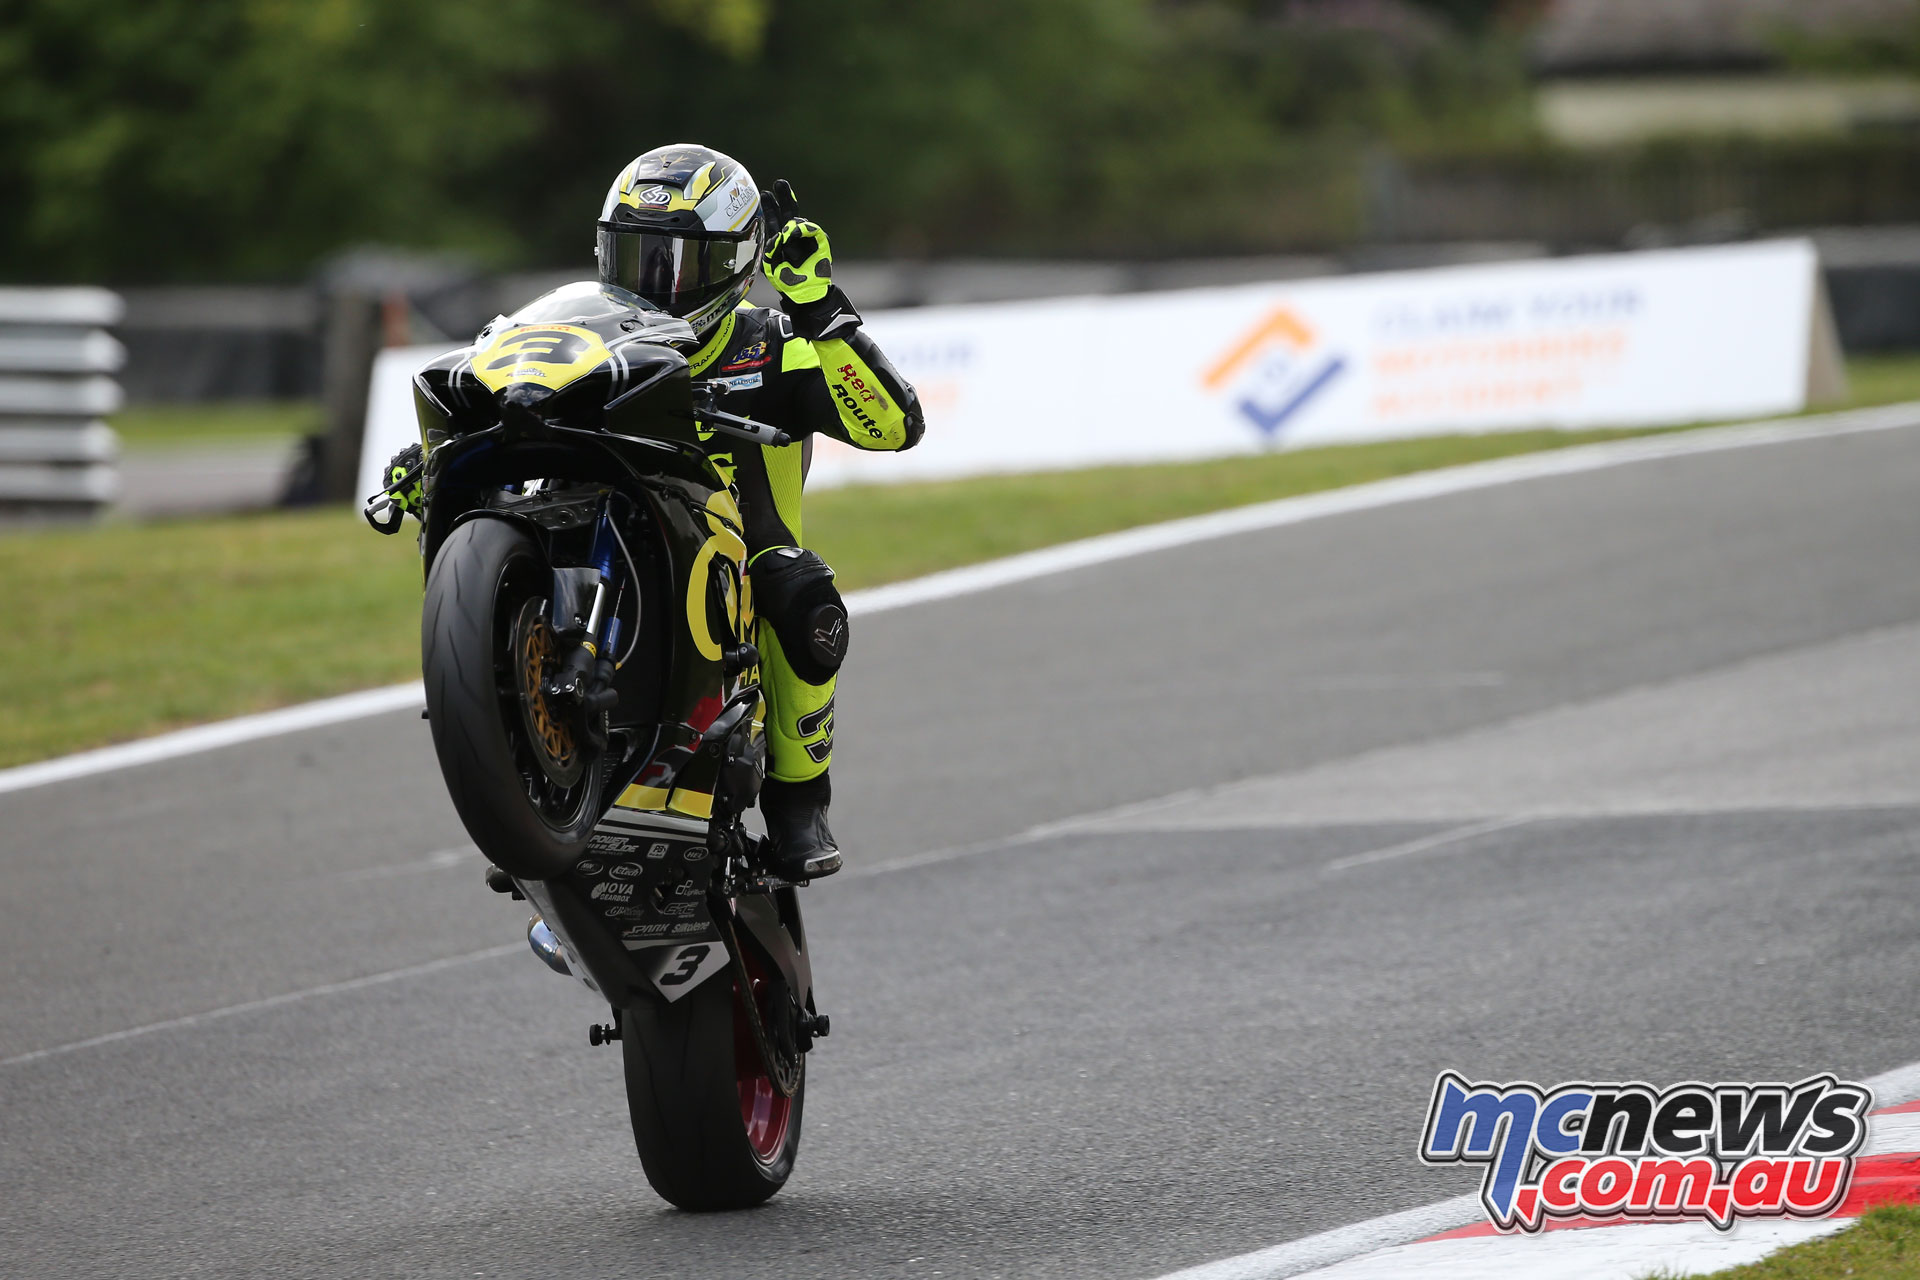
[545,498,625,730]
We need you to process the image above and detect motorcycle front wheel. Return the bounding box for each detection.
[421,516,605,877]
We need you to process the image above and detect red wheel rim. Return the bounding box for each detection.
[732,950,793,1165]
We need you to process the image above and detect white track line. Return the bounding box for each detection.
[1149,1058,1920,1280]
[2,401,1915,799]
[0,943,522,1069]
[0,681,425,796]
[1155,1196,1487,1280]
[1320,816,1532,874]
[332,845,475,883]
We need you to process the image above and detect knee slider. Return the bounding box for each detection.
[750,546,847,685]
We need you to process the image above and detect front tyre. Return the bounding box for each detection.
[422,517,604,878]
[621,949,804,1210]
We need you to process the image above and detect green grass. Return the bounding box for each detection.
[1840,354,1920,412]
[0,508,425,767]
[110,401,320,451]
[805,427,1673,588]
[0,425,1686,769]
[7,349,1920,770]
[1643,1204,1920,1279]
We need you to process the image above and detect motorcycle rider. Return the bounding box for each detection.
[379,144,923,881]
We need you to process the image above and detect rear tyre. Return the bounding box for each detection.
[421,517,604,877]
[621,949,804,1210]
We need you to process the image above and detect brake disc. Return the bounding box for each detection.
[510,598,586,787]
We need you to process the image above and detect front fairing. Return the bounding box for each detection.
[413,281,706,448]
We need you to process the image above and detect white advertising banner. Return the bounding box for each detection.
[360,239,1835,501]
[810,238,1834,486]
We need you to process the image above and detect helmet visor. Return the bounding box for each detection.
[596,228,758,320]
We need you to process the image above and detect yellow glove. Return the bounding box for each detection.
[760,179,833,306]
[383,442,426,516]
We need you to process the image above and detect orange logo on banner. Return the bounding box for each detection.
[1202,305,1346,441]
[1202,306,1318,390]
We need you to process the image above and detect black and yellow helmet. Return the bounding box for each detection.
[595,144,762,339]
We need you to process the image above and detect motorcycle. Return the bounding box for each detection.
[366,280,828,1210]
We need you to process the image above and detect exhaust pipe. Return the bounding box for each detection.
[527,916,572,977]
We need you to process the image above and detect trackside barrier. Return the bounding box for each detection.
[0,288,125,518]
[359,240,1847,497]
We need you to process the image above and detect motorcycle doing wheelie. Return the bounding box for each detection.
[367,280,828,1210]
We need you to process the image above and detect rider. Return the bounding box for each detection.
[384,143,923,881]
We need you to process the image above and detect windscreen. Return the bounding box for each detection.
[502,281,695,345]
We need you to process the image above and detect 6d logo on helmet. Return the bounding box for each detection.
[472,324,614,393]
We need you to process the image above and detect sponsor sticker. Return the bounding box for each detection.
[1421,1073,1872,1233]
[835,363,883,405]
[683,845,710,863]
[588,833,641,854]
[719,340,768,371]
[723,181,754,222]
[574,859,604,876]
[590,881,635,902]
[671,921,711,936]
[623,922,671,939]
[830,379,884,438]
[636,185,672,206]
[610,862,642,880]
[647,842,671,860]
[711,372,763,393]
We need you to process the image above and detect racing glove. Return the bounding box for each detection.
[760,179,861,341]
[365,442,425,535]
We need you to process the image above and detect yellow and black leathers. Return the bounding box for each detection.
[693,298,923,784]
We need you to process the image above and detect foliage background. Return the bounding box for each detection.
[0,0,1535,282]
[6,0,1918,283]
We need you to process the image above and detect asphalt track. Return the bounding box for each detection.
[6,420,1920,1279]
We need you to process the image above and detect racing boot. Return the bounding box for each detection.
[760,773,842,881]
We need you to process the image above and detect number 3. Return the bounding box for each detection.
[658,944,711,986]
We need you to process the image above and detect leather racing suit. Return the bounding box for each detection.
[691,296,924,788]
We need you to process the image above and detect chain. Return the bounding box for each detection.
[711,893,802,1098]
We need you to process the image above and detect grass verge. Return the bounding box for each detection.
[110,401,321,451]
[1,423,1690,769]
[4,375,1915,770]
[803,426,1677,586]
[1840,354,1920,412]
[1646,1203,1920,1279]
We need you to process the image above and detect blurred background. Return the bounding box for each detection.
[8,0,1920,517]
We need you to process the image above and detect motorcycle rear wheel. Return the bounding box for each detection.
[621,950,804,1210]
[421,517,605,877]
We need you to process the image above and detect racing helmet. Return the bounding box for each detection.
[595,144,762,339]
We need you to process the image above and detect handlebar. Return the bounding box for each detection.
[689,383,794,448]
[692,407,793,449]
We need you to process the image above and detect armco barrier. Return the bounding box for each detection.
[0,288,124,518]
